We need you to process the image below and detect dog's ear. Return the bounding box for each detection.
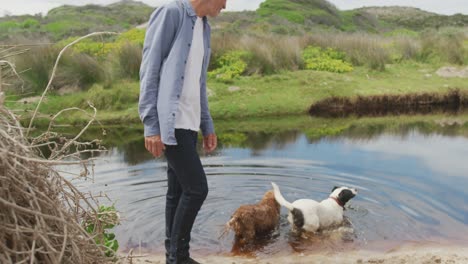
[332,186,339,192]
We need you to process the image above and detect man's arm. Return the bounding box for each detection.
[139,5,179,138]
[200,65,216,153]
[139,5,179,157]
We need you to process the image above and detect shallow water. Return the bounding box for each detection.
[69,127,468,256]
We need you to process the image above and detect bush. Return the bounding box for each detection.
[116,28,145,46]
[303,33,390,71]
[54,53,107,90]
[302,46,353,73]
[418,29,467,65]
[83,83,139,110]
[21,19,40,29]
[84,205,119,257]
[211,34,304,75]
[208,50,249,82]
[57,37,117,60]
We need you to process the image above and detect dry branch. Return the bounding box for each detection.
[1,35,119,263]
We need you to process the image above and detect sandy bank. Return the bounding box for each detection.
[123,242,468,264]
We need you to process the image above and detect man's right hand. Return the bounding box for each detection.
[145,135,165,158]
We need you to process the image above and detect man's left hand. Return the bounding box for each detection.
[203,133,217,153]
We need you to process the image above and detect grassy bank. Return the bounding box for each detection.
[6,62,467,127]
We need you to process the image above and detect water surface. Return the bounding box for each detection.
[69,124,468,256]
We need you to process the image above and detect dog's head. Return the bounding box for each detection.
[330,186,357,206]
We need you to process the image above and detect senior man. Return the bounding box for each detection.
[139,0,226,263]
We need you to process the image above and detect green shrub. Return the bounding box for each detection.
[211,34,304,75]
[57,37,117,60]
[209,50,249,82]
[84,205,119,257]
[83,82,139,110]
[302,46,353,73]
[21,19,40,29]
[54,53,107,90]
[0,21,19,31]
[303,33,390,71]
[116,28,145,46]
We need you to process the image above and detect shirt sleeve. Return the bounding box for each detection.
[200,56,215,136]
[139,5,179,137]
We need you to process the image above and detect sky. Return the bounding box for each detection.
[0,0,467,17]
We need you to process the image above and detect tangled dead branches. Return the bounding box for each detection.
[0,33,119,264]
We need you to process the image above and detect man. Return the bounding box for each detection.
[139,0,226,263]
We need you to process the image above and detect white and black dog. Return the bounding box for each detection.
[271,182,357,233]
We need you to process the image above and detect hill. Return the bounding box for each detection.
[0,0,153,42]
[0,0,467,42]
[358,6,468,30]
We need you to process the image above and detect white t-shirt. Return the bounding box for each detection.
[175,17,204,131]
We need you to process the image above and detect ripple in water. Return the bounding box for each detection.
[69,131,468,256]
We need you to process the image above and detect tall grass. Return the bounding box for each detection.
[420,30,467,65]
[393,36,420,61]
[212,34,305,74]
[56,53,108,89]
[13,46,108,94]
[10,29,467,96]
[211,29,466,74]
[303,32,391,71]
[13,46,58,94]
[115,42,142,80]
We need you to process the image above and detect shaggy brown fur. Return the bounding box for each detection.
[226,190,280,248]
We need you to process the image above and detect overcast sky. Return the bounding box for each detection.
[1,0,467,17]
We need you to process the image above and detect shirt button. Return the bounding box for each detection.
[192,26,194,29]
[184,60,187,64]
[181,76,184,80]
[177,95,180,98]
[188,43,191,47]
[172,113,175,116]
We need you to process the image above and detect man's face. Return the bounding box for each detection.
[207,0,226,17]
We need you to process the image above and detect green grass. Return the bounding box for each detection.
[7,62,468,127]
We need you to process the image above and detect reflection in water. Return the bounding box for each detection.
[67,123,468,257]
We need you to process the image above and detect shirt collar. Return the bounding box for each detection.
[182,0,197,17]
[181,0,208,22]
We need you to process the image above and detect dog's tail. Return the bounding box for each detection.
[219,216,236,239]
[271,182,294,211]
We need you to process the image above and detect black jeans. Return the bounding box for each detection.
[164,129,208,264]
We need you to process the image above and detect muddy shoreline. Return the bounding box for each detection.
[309,89,468,117]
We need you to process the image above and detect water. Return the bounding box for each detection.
[69,127,468,256]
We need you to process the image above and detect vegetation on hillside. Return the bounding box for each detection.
[1,0,467,42]
[1,0,467,121]
[359,6,468,30]
[0,0,152,41]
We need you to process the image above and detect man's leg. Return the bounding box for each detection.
[165,164,182,262]
[164,129,208,264]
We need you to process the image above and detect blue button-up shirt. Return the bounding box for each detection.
[139,0,214,145]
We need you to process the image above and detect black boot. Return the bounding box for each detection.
[180,257,202,264]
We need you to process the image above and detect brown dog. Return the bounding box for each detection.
[225,190,280,250]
